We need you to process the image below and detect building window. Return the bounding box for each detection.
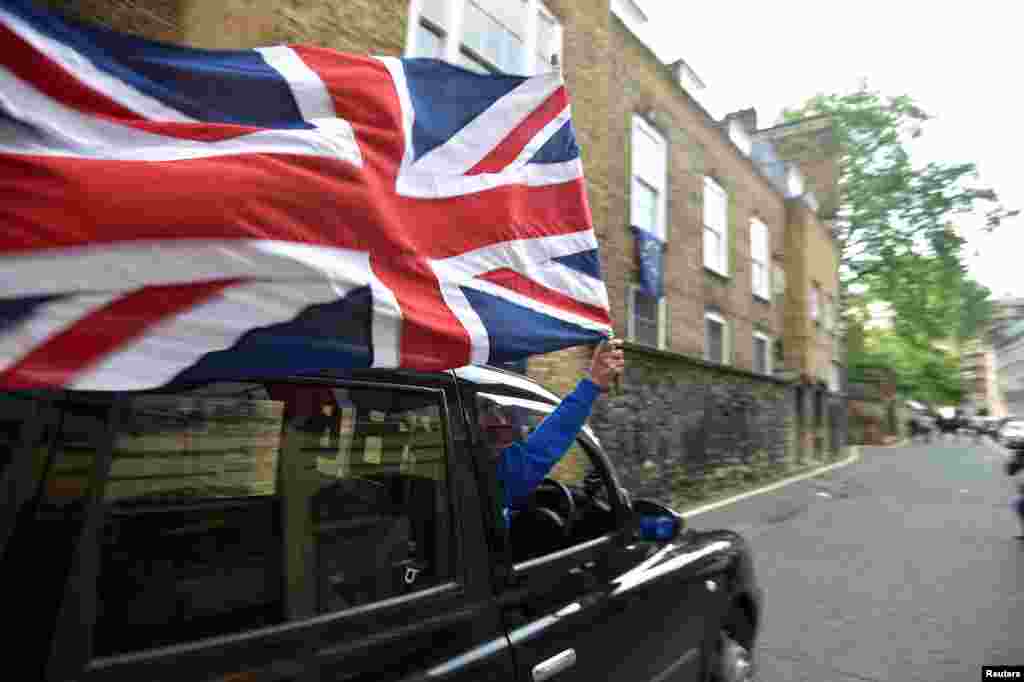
[810,284,821,324]
[631,115,667,240]
[753,331,772,376]
[750,218,769,300]
[824,295,835,332]
[406,0,562,76]
[703,176,728,276]
[786,165,805,198]
[628,284,666,349]
[705,311,729,365]
[830,361,843,393]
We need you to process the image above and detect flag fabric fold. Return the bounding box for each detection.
[0,0,611,391]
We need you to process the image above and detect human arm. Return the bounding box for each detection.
[496,340,625,511]
[496,378,601,511]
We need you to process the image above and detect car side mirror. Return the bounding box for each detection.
[632,498,685,542]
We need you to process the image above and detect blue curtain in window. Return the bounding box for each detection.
[631,226,664,299]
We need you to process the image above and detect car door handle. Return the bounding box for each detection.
[533,648,577,681]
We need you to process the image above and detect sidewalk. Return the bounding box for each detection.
[679,446,861,518]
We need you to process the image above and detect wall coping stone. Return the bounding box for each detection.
[621,340,792,386]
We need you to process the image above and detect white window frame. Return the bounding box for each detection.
[727,119,752,157]
[405,0,562,75]
[810,284,821,324]
[830,361,842,393]
[704,311,729,365]
[627,284,667,349]
[750,218,769,301]
[753,331,772,376]
[703,176,728,277]
[630,115,668,242]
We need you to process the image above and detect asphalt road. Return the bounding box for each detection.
[688,436,1024,681]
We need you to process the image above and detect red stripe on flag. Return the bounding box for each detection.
[466,87,568,176]
[0,22,260,142]
[371,256,471,371]
[0,279,242,389]
[476,268,611,326]
[0,155,591,258]
[290,47,407,179]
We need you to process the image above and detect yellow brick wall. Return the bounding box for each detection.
[784,200,840,383]
[605,17,787,369]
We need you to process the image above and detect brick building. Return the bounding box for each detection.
[52,0,844,501]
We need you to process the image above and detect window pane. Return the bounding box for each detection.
[0,392,37,482]
[457,49,495,74]
[420,0,448,27]
[632,124,663,188]
[462,0,526,73]
[754,337,767,375]
[14,398,110,670]
[631,178,658,236]
[706,319,723,363]
[476,394,615,561]
[413,21,445,58]
[61,383,455,658]
[472,0,528,38]
[536,9,559,68]
[633,290,659,347]
[704,226,721,272]
[703,178,726,232]
[751,219,767,262]
[752,262,766,298]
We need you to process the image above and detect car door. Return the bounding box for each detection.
[469,389,724,682]
[0,374,518,682]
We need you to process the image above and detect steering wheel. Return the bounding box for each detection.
[533,477,576,536]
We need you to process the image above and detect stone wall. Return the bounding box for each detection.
[588,342,801,507]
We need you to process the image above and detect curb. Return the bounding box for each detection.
[681,446,861,519]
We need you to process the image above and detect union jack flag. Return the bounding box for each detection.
[0,0,611,390]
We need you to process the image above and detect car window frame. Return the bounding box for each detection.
[0,390,58,560]
[36,375,478,682]
[468,390,629,584]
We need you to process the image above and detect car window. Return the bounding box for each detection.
[476,392,616,562]
[29,381,454,660]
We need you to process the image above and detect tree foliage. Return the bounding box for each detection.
[783,88,1013,404]
[782,89,1018,286]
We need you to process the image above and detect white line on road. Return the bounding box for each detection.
[682,447,861,519]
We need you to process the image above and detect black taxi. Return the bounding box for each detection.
[0,364,760,681]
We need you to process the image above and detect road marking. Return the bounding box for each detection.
[816,491,832,498]
[682,447,861,518]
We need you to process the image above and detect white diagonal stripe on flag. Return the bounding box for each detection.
[256,46,335,121]
[0,5,194,122]
[435,231,606,307]
[0,65,363,164]
[0,240,374,298]
[406,72,562,176]
[69,279,356,390]
[510,104,572,168]
[0,292,121,375]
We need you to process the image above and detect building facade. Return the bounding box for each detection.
[56,0,844,501]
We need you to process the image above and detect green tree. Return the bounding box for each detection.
[782,89,1018,287]
[785,87,1012,404]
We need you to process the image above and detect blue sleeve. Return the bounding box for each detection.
[496,378,602,512]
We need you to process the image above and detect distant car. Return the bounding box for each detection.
[999,419,1024,449]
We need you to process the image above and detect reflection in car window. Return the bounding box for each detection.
[31,383,454,660]
[476,393,614,560]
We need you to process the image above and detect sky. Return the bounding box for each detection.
[629,0,1023,298]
